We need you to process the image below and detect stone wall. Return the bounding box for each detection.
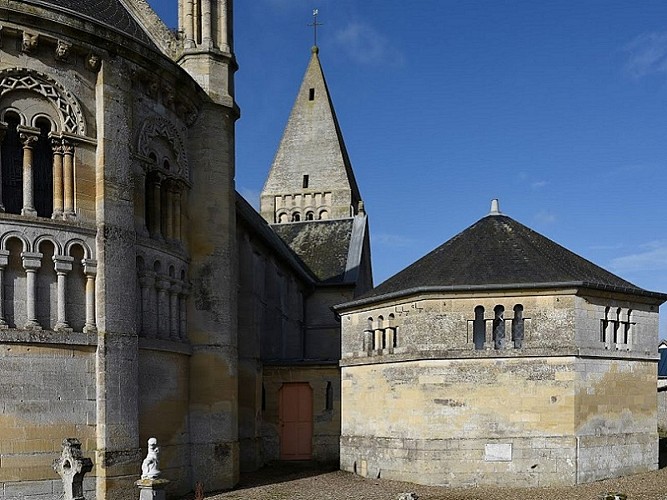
[575,358,658,482]
[0,341,97,499]
[138,346,191,496]
[340,357,577,486]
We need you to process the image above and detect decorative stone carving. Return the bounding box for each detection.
[141,437,161,479]
[162,83,175,107]
[55,40,72,62]
[52,438,93,500]
[0,68,87,134]
[138,116,189,178]
[21,32,38,53]
[85,53,101,72]
[136,437,169,500]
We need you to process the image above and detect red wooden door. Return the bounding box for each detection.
[279,382,313,460]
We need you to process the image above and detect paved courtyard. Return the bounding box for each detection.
[186,462,667,500]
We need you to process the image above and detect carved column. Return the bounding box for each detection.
[51,138,64,218]
[165,182,174,240]
[20,133,38,216]
[169,281,180,341]
[63,140,75,218]
[0,250,9,328]
[149,173,163,240]
[135,168,149,237]
[173,188,182,242]
[53,255,74,331]
[21,251,42,329]
[202,0,212,47]
[156,276,170,338]
[138,273,154,338]
[0,125,6,212]
[184,0,195,46]
[218,0,230,51]
[82,260,97,333]
[179,283,189,341]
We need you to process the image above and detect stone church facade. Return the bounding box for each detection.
[0,1,370,499]
[0,0,663,498]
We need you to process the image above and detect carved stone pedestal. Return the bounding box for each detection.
[136,478,170,500]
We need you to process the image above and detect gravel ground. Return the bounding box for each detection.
[186,462,667,500]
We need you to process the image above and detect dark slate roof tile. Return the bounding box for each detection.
[271,220,354,284]
[26,0,157,48]
[361,214,663,301]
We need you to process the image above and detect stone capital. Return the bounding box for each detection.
[53,255,74,273]
[83,259,97,276]
[21,252,42,270]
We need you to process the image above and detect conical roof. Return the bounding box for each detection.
[351,211,665,305]
[261,47,361,221]
[21,0,158,49]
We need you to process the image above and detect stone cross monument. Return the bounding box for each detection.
[52,438,93,500]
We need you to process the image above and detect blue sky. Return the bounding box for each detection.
[148,0,667,337]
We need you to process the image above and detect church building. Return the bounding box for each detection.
[336,200,666,487]
[0,1,370,499]
[0,0,663,498]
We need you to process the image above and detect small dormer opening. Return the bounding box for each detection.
[303,174,309,188]
[309,88,315,101]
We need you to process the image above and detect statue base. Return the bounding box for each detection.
[136,478,170,500]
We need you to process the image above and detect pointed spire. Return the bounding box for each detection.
[260,48,362,224]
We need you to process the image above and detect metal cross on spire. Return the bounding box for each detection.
[308,9,323,47]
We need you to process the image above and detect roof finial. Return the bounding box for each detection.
[308,9,323,51]
[489,199,501,216]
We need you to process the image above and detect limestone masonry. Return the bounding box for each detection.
[0,1,662,498]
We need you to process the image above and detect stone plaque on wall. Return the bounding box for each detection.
[485,443,512,461]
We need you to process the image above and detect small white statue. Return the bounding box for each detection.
[141,437,161,480]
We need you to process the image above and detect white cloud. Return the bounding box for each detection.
[534,210,556,224]
[373,232,414,248]
[530,180,547,190]
[624,31,667,79]
[610,240,667,273]
[333,22,404,67]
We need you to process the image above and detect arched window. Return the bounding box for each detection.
[318,209,329,220]
[493,305,505,349]
[305,211,314,221]
[1,111,23,214]
[292,212,301,222]
[512,304,524,349]
[33,117,54,218]
[473,306,485,350]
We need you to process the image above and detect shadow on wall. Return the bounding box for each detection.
[660,436,667,469]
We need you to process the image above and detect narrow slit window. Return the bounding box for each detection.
[512,304,524,349]
[303,174,309,188]
[473,306,485,350]
[493,305,505,349]
[325,381,333,410]
[309,88,315,100]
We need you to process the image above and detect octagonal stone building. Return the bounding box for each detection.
[336,201,666,487]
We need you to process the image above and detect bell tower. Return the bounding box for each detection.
[177,0,236,106]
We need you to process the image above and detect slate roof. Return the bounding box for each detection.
[271,219,354,284]
[350,213,666,305]
[236,193,317,284]
[23,0,157,49]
